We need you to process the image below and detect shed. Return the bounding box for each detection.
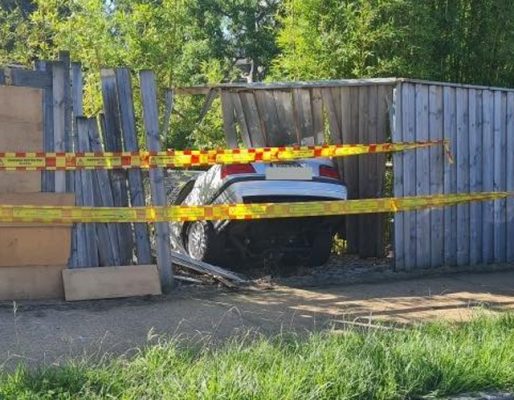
[177,78,514,269]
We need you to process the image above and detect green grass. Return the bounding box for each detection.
[1,314,513,399]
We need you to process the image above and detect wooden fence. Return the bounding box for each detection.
[197,80,395,258]
[393,79,514,270]
[0,56,173,287]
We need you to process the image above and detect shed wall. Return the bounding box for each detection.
[393,81,514,270]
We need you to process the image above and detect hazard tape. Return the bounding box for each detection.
[0,192,508,224]
[0,140,449,171]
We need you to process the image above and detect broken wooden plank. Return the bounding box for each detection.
[140,70,174,292]
[115,68,152,265]
[171,251,247,286]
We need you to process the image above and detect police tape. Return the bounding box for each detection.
[0,140,451,170]
[0,192,508,224]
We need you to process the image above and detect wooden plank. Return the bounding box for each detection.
[0,265,65,301]
[0,67,52,88]
[62,265,161,301]
[293,89,314,144]
[482,90,495,263]
[52,61,66,193]
[101,69,134,265]
[69,62,83,268]
[310,88,324,144]
[220,91,238,147]
[443,86,457,265]
[375,85,389,257]
[89,117,121,266]
[402,83,416,269]
[231,92,252,146]
[140,70,173,292]
[493,91,507,262]
[456,87,470,266]
[322,88,342,144]
[358,85,380,258]
[271,90,296,145]
[35,61,55,192]
[344,86,360,254]
[254,90,281,145]
[59,51,74,192]
[507,92,514,263]
[414,84,430,267]
[0,193,74,267]
[76,118,99,267]
[174,78,399,94]
[392,84,404,270]
[468,89,483,265]
[239,92,266,146]
[115,68,152,265]
[0,85,42,193]
[339,87,351,182]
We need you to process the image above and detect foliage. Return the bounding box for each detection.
[1,314,513,399]
[2,0,514,147]
[271,0,514,86]
[0,0,281,148]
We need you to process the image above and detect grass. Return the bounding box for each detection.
[1,314,513,399]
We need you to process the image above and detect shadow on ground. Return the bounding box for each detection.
[0,269,513,369]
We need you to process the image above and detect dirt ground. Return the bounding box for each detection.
[1,269,513,369]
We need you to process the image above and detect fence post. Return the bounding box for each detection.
[139,70,173,291]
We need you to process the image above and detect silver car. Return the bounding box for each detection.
[169,158,348,267]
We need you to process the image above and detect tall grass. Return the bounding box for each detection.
[1,314,513,399]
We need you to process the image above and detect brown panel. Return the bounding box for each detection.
[0,193,74,267]
[0,265,64,301]
[0,85,43,192]
[62,265,161,301]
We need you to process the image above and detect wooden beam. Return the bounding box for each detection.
[35,61,55,192]
[0,67,52,88]
[52,61,66,193]
[140,70,174,292]
[75,117,100,267]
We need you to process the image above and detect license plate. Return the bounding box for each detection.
[265,166,313,180]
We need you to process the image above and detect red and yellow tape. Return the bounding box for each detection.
[0,192,508,224]
[0,140,449,171]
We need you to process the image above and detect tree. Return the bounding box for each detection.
[271,0,514,87]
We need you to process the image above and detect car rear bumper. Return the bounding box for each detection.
[211,179,348,205]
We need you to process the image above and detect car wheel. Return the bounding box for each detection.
[309,231,333,266]
[186,221,219,263]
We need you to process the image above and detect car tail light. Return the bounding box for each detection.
[220,164,256,179]
[319,165,340,180]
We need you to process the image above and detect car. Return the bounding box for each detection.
[169,158,348,268]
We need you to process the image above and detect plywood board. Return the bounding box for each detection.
[0,193,74,267]
[62,265,162,301]
[0,85,43,192]
[0,265,64,300]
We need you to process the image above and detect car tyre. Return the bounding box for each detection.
[186,221,221,263]
[309,231,333,266]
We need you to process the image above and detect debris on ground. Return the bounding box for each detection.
[171,251,248,288]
